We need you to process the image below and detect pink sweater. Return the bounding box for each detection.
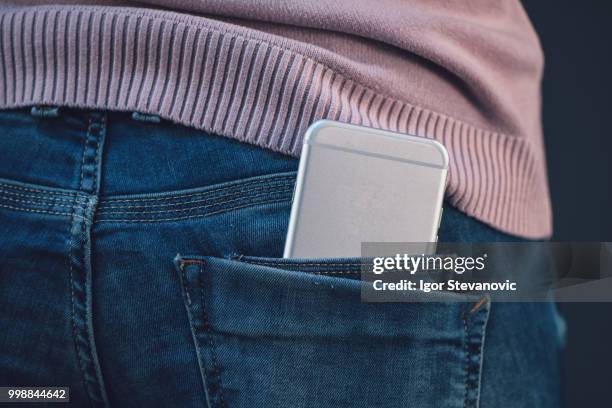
[0,1,551,238]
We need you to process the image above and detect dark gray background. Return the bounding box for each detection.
[521,1,612,407]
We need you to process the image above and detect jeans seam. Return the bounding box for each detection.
[96,187,293,215]
[68,112,109,407]
[236,259,362,274]
[92,114,104,193]
[177,259,226,408]
[0,181,88,197]
[99,174,295,204]
[236,260,362,268]
[0,194,88,209]
[78,117,90,190]
[462,308,470,408]
[96,181,295,210]
[198,262,227,408]
[68,195,91,408]
[0,202,85,219]
[183,257,362,275]
[94,197,291,223]
[0,184,89,215]
[0,187,86,202]
[462,298,490,408]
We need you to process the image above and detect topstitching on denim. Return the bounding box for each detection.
[462,298,491,408]
[94,173,296,223]
[176,259,227,408]
[66,112,110,407]
[0,178,89,219]
[232,255,364,275]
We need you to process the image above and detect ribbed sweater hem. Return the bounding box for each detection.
[0,6,552,238]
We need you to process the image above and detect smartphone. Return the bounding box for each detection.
[283,120,448,258]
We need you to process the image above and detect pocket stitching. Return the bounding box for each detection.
[196,262,227,408]
[234,257,363,275]
[179,260,227,408]
[238,260,362,268]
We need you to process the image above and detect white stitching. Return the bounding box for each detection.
[96,182,294,209]
[99,175,295,204]
[96,188,292,215]
[95,198,290,223]
[0,182,86,197]
[0,203,85,219]
[0,188,86,203]
[0,194,87,209]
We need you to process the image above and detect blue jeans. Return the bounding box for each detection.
[0,108,563,407]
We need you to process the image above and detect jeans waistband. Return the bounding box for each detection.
[0,107,298,197]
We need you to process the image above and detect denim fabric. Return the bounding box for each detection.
[0,108,562,407]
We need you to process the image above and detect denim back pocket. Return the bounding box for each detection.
[174,255,490,408]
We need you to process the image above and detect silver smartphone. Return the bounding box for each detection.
[283,120,448,258]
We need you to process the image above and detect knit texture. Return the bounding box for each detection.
[0,4,552,238]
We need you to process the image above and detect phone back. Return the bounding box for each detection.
[283,120,448,258]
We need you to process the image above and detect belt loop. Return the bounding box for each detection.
[30,105,60,118]
[131,111,161,123]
